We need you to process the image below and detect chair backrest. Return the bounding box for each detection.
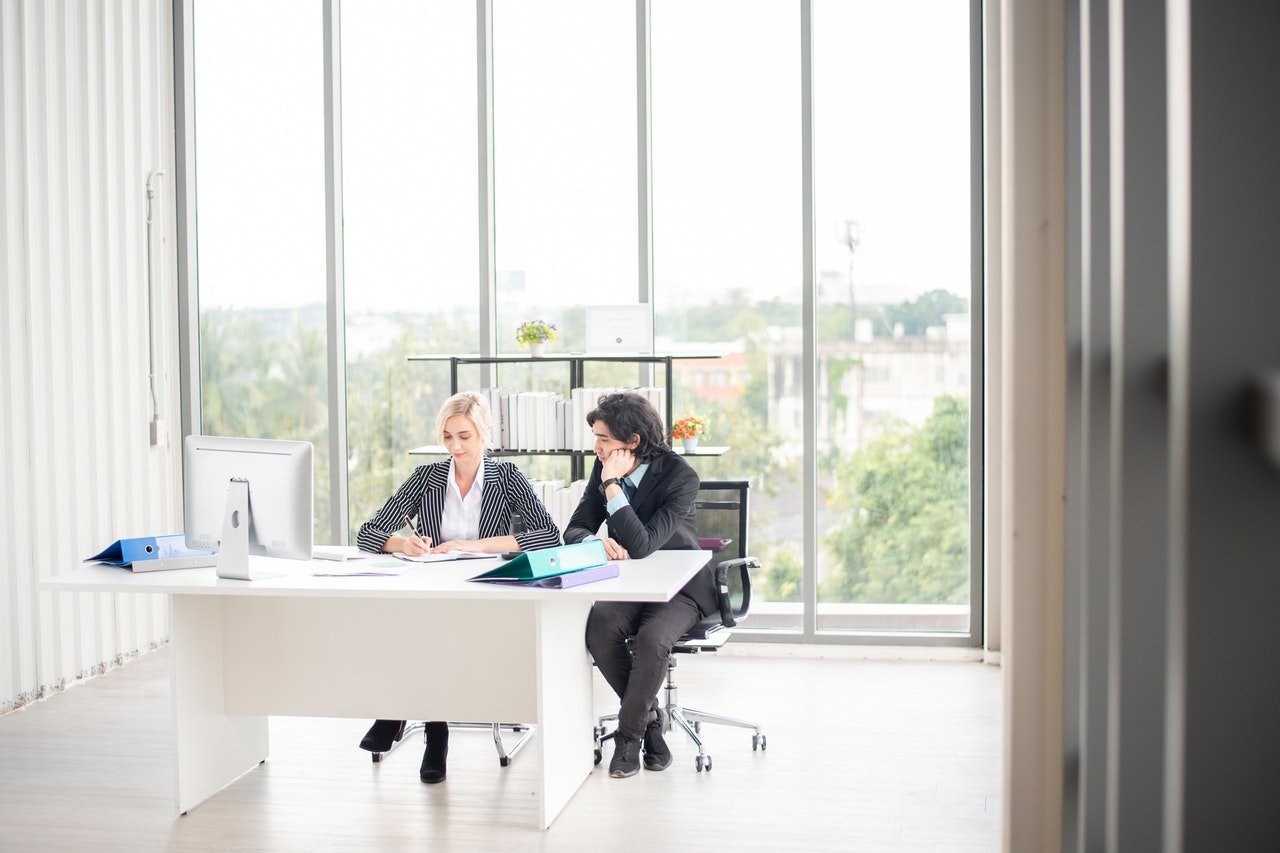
[694,480,750,561]
[681,480,757,640]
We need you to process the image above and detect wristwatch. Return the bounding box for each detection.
[600,477,623,496]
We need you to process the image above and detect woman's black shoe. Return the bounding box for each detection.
[420,721,449,784]
[359,719,406,752]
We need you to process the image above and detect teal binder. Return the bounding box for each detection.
[468,540,607,583]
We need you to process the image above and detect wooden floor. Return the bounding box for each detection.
[0,647,1001,852]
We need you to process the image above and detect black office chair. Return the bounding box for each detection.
[593,480,767,772]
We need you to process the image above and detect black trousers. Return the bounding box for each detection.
[585,596,702,740]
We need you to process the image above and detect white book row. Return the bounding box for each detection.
[481,386,667,452]
[527,478,599,537]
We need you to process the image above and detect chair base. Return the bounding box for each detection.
[593,653,765,773]
[368,721,535,767]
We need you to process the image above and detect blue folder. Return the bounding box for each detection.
[86,535,215,572]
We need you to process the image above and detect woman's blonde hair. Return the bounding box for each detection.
[435,391,494,450]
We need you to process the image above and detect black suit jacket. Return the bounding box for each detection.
[564,450,716,616]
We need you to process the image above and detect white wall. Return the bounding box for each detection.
[0,0,180,711]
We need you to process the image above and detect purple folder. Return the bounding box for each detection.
[531,562,621,589]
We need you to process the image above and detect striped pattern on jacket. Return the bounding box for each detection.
[356,457,561,554]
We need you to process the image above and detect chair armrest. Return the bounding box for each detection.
[713,557,759,628]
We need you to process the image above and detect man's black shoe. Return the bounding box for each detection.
[642,709,673,771]
[609,733,641,778]
[359,719,406,752]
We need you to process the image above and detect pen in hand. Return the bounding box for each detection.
[403,515,431,554]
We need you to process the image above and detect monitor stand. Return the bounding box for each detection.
[216,478,286,581]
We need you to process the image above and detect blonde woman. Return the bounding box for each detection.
[354,391,560,782]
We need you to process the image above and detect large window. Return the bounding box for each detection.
[813,0,974,633]
[493,0,637,356]
[185,2,979,642]
[192,0,331,541]
[652,0,803,630]
[340,0,479,537]
[488,0,642,478]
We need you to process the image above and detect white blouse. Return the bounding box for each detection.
[439,457,484,543]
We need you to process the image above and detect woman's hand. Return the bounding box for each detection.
[387,533,432,556]
[601,537,630,561]
[430,539,483,554]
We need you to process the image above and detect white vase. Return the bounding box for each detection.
[681,437,699,452]
[529,342,545,357]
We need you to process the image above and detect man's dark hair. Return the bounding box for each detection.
[586,392,670,462]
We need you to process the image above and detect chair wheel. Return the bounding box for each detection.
[371,753,382,763]
[693,721,701,734]
[753,733,766,751]
[594,748,602,766]
[695,754,711,772]
[499,756,511,767]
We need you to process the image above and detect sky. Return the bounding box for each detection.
[192,0,972,313]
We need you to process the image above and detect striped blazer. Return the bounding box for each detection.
[356,457,561,554]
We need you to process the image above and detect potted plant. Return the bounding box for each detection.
[516,320,558,357]
[672,415,708,452]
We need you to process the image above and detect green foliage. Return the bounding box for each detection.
[675,348,799,595]
[198,308,332,539]
[656,289,791,344]
[884,289,969,336]
[656,289,969,347]
[756,545,803,603]
[345,322,437,533]
[821,395,970,604]
[817,303,891,340]
[344,313,478,535]
[826,356,863,425]
[685,404,790,493]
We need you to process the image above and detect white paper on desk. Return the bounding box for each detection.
[394,550,492,563]
[312,545,369,561]
[313,559,410,577]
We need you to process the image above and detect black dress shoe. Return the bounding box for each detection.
[420,721,449,784]
[609,733,641,778]
[359,719,406,752]
[642,709,672,771]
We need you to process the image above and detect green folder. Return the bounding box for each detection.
[468,540,607,583]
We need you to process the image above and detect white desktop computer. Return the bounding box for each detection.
[183,435,314,581]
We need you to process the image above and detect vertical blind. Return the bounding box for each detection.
[0,0,178,711]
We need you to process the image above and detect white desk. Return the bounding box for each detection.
[42,550,708,829]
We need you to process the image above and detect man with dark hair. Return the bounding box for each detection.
[564,392,716,778]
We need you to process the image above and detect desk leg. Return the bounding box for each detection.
[533,598,595,829]
[170,595,268,814]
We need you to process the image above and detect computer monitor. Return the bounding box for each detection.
[183,435,314,580]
